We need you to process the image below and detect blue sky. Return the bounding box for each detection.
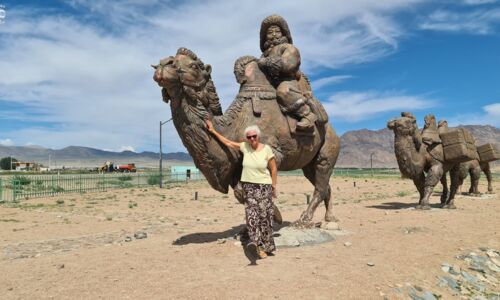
[0,0,499,152]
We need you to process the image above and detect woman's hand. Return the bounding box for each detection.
[272,186,277,198]
[206,119,215,133]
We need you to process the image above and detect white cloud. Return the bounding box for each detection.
[0,0,424,151]
[119,146,136,152]
[447,102,500,127]
[323,91,434,122]
[0,139,14,146]
[311,75,353,90]
[419,8,500,34]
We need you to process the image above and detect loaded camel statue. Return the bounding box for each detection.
[387,112,461,209]
[152,48,340,225]
[438,120,494,195]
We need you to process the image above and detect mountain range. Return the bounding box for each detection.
[1,125,498,169]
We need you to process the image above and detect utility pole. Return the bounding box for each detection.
[370,152,375,177]
[159,118,172,188]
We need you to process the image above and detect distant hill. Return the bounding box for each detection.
[336,125,500,168]
[0,145,192,168]
[1,125,497,169]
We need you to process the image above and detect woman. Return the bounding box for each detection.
[206,120,277,259]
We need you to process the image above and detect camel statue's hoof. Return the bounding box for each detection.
[324,214,339,223]
[446,204,457,209]
[415,205,422,210]
[292,219,314,229]
[421,205,431,210]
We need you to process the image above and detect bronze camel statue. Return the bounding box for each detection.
[153,48,340,225]
[387,112,461,209]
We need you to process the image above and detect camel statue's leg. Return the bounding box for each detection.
[445,166,460,209]
[413,173,426,206]
[440,172,448,206]
[419,163,444,210]
[481,162,493,193]
[299,158,334,225]
[297,129,339,225]
[469,164,481,194]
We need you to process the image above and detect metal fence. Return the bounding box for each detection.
[279,168,402,178]
[1,168,497,202]
[0,172,205,202]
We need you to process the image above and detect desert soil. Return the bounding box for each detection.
[0,175,499,299]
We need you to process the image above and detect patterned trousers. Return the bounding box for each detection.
[241,182,276,253]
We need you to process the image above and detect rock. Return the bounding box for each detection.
[461,271,486,292]
[438,276,459,292]
[124,236,132,242]
[461,271,478,283]
[490,257,500,268]
[450,265,461,275]
[58,264,65,269]
[216,238,226,244]
[344,241,352,247]
[367,262,375,267]
[441,263,451,273]
[320,222,340,231]
[486,250,499,258]
[421,291,437,300]
[273,227,335,248]
[134,231,147,239]
[486,260,500,272]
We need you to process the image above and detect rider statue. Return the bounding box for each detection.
[257,15,317,131]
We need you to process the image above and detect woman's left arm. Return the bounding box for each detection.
[268,157,278,198]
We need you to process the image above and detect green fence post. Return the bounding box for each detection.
[0,178,3,202]
[12,177,17,202]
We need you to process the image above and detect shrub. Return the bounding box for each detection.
[118,175,133,182]
[13,175,31,186]
[147,174,161,185]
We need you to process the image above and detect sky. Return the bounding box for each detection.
[0,0,499,153]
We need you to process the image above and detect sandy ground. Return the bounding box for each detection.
[0,175,498,299]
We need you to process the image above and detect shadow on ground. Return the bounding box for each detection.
[366,202,443,210]
[172,222,292,246]
[173,221,292,265]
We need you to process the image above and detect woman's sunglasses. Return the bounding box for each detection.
[246,135,258,140]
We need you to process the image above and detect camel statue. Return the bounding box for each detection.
[452,160,494,194]
[152,48,340,225]
[438,120,494,194]
[387,112,461,209]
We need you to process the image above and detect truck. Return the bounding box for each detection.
[116,163,137,173]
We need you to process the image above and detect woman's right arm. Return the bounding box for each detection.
[206,119,241,150]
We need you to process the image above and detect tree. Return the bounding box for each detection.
[0,157,18,170]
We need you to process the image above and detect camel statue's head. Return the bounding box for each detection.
[388,112,423,150]
[387,112,418,135]
[153,47,222,116]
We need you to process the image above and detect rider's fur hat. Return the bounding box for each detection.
[260,15,293,52]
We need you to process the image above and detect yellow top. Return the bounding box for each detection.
[240,142,275,184]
